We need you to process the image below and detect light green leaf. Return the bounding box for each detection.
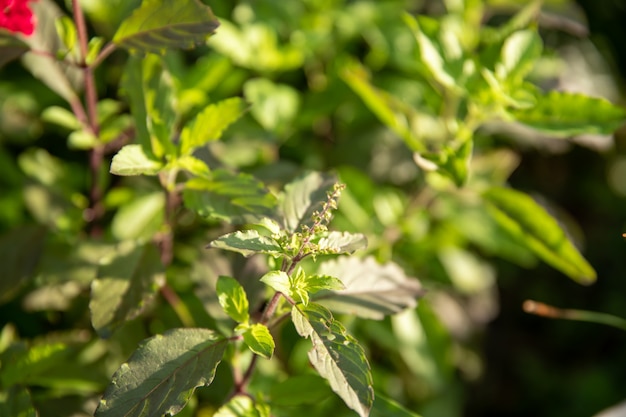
[509,91,626,137]
[0,386,37,417]
[496,29,542,83]
[244,79,300,133]
[314,256,424,320]
[95,328,227,417]
[315,231,368,254]
[183,170,277,224]
[208,230,283,258]
[110,144,163,176]
[167,155,210,177]
[41,105,81,131]
[216,276,249,324]
[259,271,291,296]
[113,0,219,53]
[279,171,337,233]
[214,395,269,417]
[180,97,247,155]
[0,343,68,387]
[292,303,374,417]
[269,374,331,406]
[242,323,275,359]
[483,186,596,283]
[111,191,164,241]
[55,16,77,55]
[90,241,165,337]
[305,275,345,294]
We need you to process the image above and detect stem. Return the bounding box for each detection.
[91,42,118,69]
[523,300,626,331]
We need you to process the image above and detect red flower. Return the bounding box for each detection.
[0,0,36,36]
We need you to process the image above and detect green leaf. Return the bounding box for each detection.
[481,0,542,45]
[214,395,269,417]
[121,55,152,154]
[0,386,37,417]
[269,374,332,406]
[305,275,345,294]
[208,230,283,257]
[260,271,291,296]
[41,106,81,131]
[90,241,165,337]
[483,187,596,283]
[110,144,163,176]
[244,79,300,133]
[111,191,165,241]
[292,303,374,417]
[496,29,542,83]
[167,155,210,177]
[0,226,47,304]
[314,231,368,254]
[0,33,29,68]
[86,36,105,66]
[183,170,277,224]
[242,323,275,359]
[0,343,68,387]
[509,91,626,137]
[180,97,247,155]
[95,328,227,417]
[216,276,250,324]
[371,394,423,417]
[279,171,337,233]
[314,256,424,320]
[113,0,219,53]
[55,16,77,55]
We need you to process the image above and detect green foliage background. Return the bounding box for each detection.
[1,0,626,416]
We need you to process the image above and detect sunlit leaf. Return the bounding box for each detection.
[0,386,37,417]
[509,91,626,137]
[216,276,249,324]
[292,303,374,417]
[372,394,423,417]
[314,256,424,320]
[95,328,227,417]
[260,271,291,296]
[180,97,247,155]
[110,144,163,176]
[208,230,282,258]
[242,324,275,359]
[90,241,165,337]
[496,29,542,83]
[111,191,164,241]
[113,0,219,53]
[481,0,542,44]
[214,394,269,417]
[0,343,68,387]
[483,186,596,283]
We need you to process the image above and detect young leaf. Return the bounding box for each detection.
[259,271,291,296]
[292,303,374,417]
[54,16,77,55]
[208,230,283,258]
[121,55,152,155]
[482,187,596,283]
[183,170,277,224]
[314,256,424,320]
[113,0,219,53]
[279,171,337,233]
[214,395,269,417]
[0,386,37,417]
[90,241,165,337]
[95,328,227,417]
[315,231,367,254]
[180,97,247,155]
[110,144,163,176]
[216,276,250,324]
[242,323,275,359]
[509,91,626,137]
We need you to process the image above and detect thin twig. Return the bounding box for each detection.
[523,300,626,331]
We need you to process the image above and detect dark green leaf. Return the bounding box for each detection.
[183,170,277,224]
[278,171,337,233]
[0,386,37,417]
[509,91,626,137]
[110,144,163,176]
[208,230,282,257]
[0,33,29,68]
[292,303,374,417]
[305,275,345,294]
[242,324,274,359]
[483,186,596,283]
[180,97,247,155]
[113,0,219,53]
[95,328,227,417]
[216,276,249,324]
[90,241,165,337]
[371,394,423,417]
[496,29,542,83]
[314,256,424,320]
[269,374,331,406]
[0,226,47,304]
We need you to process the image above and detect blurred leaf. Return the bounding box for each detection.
[216,276,249,324]
[111,191,165,241]
[509,91,626,137]
[314,256,424,320]
[167,155,210,177]
[269,374,331,406]
[278,171,337,233]
[314,231,368,254]
[183,169,277,224]
[496,29,542,84]
[0,33,29,67]
[86,36,105,65]
[121,55,151,154]
[372,394,423,417]
[0,342,68,386]
[208,230,282,258]
[180,97,247,155]
[214,395,269,417]
[41,106,81,130]
[90,241,165,337]
[0,225,47,304]
[113,0,219,53]
[55,16,77,55]
[292,303,374,417]
[0,386,37,417]
[95,328,227,417]
[483,187,596,283]
[244,79,300,133]
[110,144,163,176]
[242,324,274,359]
[481,0,542,44]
